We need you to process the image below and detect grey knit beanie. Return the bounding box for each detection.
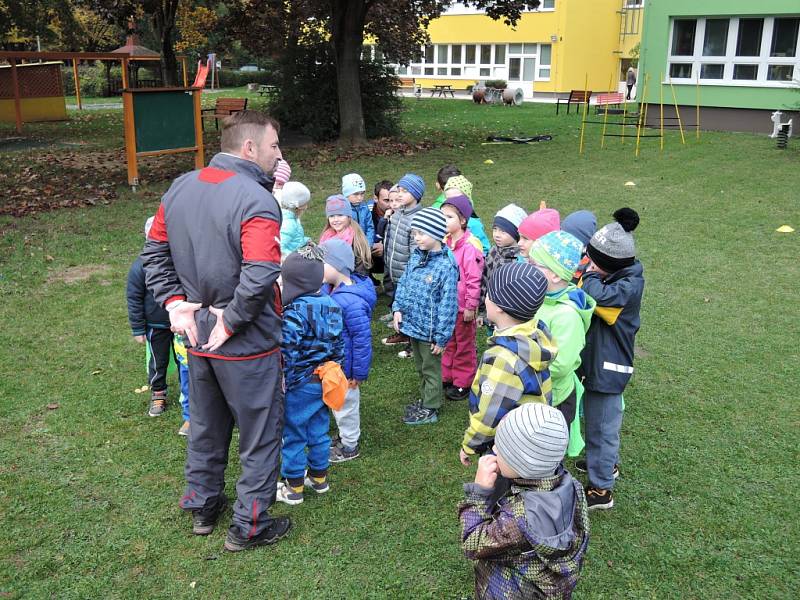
[321,239,355,277]
[587,207,639,272]
[495,403,569,479]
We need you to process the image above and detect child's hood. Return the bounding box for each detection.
[546,285,596,333]
[516,470,584,556]
[491,318,557,371]
[333,273,377,310]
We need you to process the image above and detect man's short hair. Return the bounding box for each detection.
[437,164,461,188]
[374,180,393,197]
[220,110,280,153]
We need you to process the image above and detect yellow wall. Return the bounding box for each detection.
[0,96,67,123]
[426,12,558,43]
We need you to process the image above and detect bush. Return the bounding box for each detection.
[269,42,402,142]
[62,64,123,97]
[213,68,276,88]
[485,79,507,89]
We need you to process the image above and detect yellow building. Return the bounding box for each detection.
[387,0,643,99]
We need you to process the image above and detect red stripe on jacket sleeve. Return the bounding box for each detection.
[241,217,281,263]
[198,167,236,184]
[148,203,169,242]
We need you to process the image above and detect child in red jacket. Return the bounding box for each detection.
[441,195,485,401]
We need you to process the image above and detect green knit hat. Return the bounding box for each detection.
[444,175,473,201]
[529,230,584,282]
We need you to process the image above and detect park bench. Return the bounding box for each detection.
[556,89,592,115]
[398,77,415,90]
[595,92,625,115]
[201,97,247,130]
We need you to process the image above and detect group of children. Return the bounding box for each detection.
[128,158,645,598]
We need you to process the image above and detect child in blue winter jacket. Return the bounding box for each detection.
[342,173,375,245]
[279,181,312,259]
[321,239,377,462]
[277,244,345,505]
[392,207,459,425]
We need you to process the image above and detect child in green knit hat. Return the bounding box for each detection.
[529,230,596,451]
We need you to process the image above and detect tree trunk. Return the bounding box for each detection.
[152,0,180,86]
[330,0,368,145]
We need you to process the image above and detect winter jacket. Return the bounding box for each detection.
[447,231,484,312]
[322,274,377,381]
[372,207,388,243]
[535,286,595,407]
[280,208,310,258]
[385,202,423,283]
[578,261,644,394]
[350,200,375,245]
[479,244,520,316]
[392,246,459,347]
[458,467,590,600]
[282,292,345,390]
[462,319,557,456]
[141,153,282,360]
[126,256,170,335]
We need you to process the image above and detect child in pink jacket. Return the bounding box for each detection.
[441,195,485,401]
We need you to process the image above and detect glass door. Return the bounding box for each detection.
[507,46,537,98]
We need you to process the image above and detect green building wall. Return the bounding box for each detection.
[639,0,800,111]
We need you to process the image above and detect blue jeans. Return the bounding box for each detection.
[176,354,190,422]
[584,390,623,490]
[281,382,330,480]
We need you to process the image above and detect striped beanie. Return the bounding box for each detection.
[410,207,446,243]
[529,230,584,282]
[495,402,569,479]
[444,175,473,201]
[397,173,426,202]
[341,173,366,198]
[273,159,291,187]
[493,203,528,241]
[325,194,353,218]
[487,262,547,322]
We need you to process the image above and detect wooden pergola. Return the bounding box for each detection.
[0,50,189,133]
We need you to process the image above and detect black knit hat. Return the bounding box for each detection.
[281,243,324,305]
[487,262,547,322]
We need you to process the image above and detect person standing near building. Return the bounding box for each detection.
[626,67,637,101]
[142,110,290,552]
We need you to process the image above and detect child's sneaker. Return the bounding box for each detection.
[404,399,423,417]
[445,386,469,401]
[276,481,304,505]
[575,459,620,480]
[585,487,614,510]
[148,390,167,417]
[403,406,438,425]
[329,444,360,463]
[304,475,330,494]
[178,420,190,437]
[397,346,414,359]
[382,333,409,346]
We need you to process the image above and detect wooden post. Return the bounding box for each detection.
[122,91,138,187]
[181,57,188,87]
[578,73,589,155]
[192,90,205,169]
[10,59,23,134]
[72,59,82,110]
[121,58,130,90]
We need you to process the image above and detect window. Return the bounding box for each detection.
[480,67,490,77]
[397,65,408,75]
[509,43,522,54]
[736,19,763,56]
[542,0,555,9]
[539,44,551,66]
[494,45,506,64]
[465,45,476,64]
[437,45,448,64]
[424,67,433,75]
[437,67,447,75]
[451,67,462,76]
[667,16,800,87]
[703,19,728,56]
[672,19,697,56]
[451,45,462,63]
[509,58,520,80]
[522,58,536,80]
[411,66,421,75]
[771,18,799,57]
[480,45,492,64]
[424,45,433,63]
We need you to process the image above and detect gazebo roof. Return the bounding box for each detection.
[112,27,159,58]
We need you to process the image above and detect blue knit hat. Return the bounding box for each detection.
[341,173,366,198]
[487,262,547,321]
[410,207,446,243]
[562,210,597,247]
[397,173,425,202]
[529,230,584,283]
[325,194,353,218]
[321,239,355,277]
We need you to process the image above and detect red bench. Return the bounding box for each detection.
[595,92,625,114]
[556,89,592,115]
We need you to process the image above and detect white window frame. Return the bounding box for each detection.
[666,16,800,87]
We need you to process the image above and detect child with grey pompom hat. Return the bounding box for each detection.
[578,207,644,511]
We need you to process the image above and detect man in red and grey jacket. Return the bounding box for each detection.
[142,111,290,551]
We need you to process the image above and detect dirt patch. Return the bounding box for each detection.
[634,345,651,358]
[47,264,111,285]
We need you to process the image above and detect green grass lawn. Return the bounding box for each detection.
[1,99,799,598]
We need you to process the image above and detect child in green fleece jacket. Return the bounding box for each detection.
[528,231,596,444]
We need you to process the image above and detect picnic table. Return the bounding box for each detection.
[431,84,455,98]
[257,84,279,98]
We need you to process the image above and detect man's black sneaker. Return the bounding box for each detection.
[585,487,614,511]
[574,459,619,480]
[192,494,228,536]
[223,517,292,552]
[446,386,470,401]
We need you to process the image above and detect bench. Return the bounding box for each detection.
[397,77,415,89]
[556,89,592,115]
[201,97,247,130]
[595,92,625,115]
